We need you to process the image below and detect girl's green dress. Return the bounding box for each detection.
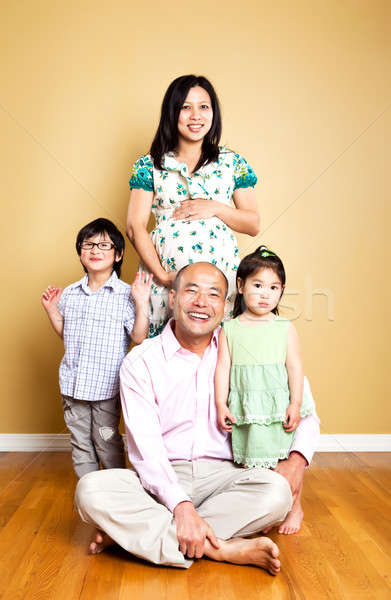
[223,316,314,468]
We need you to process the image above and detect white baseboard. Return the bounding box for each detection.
[0,434,72,451]
[0,433,390,452]
[316,434,391,452]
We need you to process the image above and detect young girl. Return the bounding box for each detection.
[126,74,260,337]
[215,245,314,533]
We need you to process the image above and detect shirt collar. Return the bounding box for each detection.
[162,147,227,179]
[163,152,189,178]
[103,271,121,292]
[70,271,120,295]
[161,318,220,361]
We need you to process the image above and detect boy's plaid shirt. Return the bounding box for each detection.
[58,272,135,401]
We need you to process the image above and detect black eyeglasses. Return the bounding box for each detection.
[81,242,115,251]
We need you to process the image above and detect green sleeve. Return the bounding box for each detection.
[233,153,258,190]
[129,155,154,192]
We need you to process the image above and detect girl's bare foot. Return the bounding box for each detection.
[262,525,274,534]
[278,503,304,535]
[89,529,115,554]
[205,536,281,575]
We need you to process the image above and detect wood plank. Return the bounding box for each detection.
[0,452,390,599]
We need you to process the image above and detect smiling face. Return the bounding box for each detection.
[169,263,227,342]
[177,86,213,144]
[79,232,122,277]
[238,267,284,319]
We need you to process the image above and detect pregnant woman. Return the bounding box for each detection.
[127,74,260,337]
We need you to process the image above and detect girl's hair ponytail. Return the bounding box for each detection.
[232,245,286,318]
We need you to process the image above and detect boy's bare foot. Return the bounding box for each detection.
[89,529,115,554]
[205,536,281,575]
[278,503,304,535]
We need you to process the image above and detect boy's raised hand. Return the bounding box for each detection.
[41,286,62,312]
[131,271,153,306]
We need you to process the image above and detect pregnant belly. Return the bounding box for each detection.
[151,217,239,273]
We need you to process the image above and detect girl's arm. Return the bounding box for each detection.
[130,271,153,344]
[285,322,304,432]
[214,328,235,431]
[172,187,260,237]
[41,286,64,338]
[126,189,175,288]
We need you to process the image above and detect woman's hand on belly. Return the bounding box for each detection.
[173,199,217,221]
[172,188,260,237]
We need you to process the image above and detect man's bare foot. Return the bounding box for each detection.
[89,529,115,554]
[278,502,304,535]
[205,536,281,575]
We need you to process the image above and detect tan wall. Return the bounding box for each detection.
[1,0,390,434]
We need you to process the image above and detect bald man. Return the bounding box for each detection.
[76,263,319,574]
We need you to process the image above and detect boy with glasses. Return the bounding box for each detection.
[41,218,152,478]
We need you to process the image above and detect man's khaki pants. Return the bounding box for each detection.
[75,459,292,568]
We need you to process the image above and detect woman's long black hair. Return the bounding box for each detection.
[232,246,286,317]
[150,75,222,173]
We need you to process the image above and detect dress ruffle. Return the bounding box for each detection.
[229,388,290,425]
[228,362,315,425]
[233,451,291,469]
[230,390,314,425]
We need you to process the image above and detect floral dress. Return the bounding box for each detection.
[129,147,258,337]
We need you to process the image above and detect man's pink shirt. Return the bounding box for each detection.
[120,320,319,512]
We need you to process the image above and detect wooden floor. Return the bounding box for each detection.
[0,452,390,600]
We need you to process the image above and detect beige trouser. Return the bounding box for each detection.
[75,459,292,568]
[62,395,125,478]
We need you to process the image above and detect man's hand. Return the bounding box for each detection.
[173,501,220,559]
[275,451,307,499]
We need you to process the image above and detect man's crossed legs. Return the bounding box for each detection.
[75,459,292,574]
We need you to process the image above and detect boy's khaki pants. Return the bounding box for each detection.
[62,395,125,478]
[75,460,292,568]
